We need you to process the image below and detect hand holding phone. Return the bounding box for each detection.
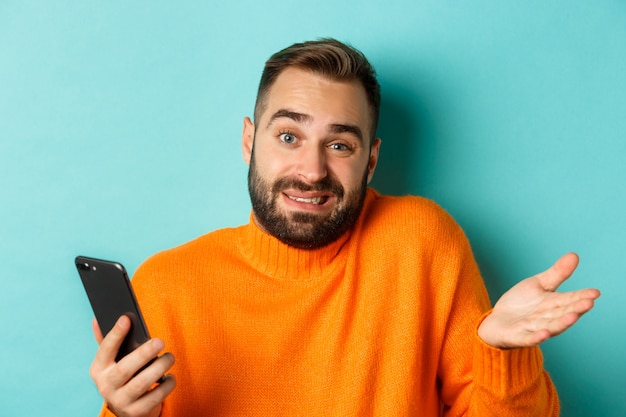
[92,314,175,417]
[76,256,176,416]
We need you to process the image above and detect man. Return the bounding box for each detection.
[90,39,600,417]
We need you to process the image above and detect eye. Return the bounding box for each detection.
[279,132,297,144]
[328,142,352,152]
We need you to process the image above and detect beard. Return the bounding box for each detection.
[247,150,369,250]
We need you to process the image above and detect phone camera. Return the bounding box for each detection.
[78,262,90,271]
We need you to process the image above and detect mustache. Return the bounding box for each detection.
[271,177,344,198]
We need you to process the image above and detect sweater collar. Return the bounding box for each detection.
[237,189,376,281]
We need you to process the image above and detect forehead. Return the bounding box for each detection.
[259,68,372,135]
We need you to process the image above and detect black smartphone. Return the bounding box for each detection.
[75,255,152,362]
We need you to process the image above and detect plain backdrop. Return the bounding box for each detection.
[1,1,624,415]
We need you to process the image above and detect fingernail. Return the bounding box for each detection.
[151,338,164,350]
[117,316,130,328]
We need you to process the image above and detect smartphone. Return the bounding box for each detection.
[75,256,152,362]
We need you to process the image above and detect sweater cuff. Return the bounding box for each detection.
[98,403,118,417]
[473,311,545,397]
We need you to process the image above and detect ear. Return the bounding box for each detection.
[366,138,382,184]
[242,117,255,165]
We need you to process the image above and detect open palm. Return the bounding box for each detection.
[477,253,601,349]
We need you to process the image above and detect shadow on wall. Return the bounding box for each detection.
[373,72,513,298]
[370,83,434,197]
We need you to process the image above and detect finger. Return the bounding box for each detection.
[122,352,176,400]
[535,295,598,338]
[540,311,581,339]
[92,318,104,344]
[569,290,600,314]
[109,338,166,388]
[547,286,595,305]
[526,329,552,346]
[537,252,579,292]
[528,291,597,327]
[92,316,131,371]
[120,374,176,417]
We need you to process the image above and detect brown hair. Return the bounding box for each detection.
[254,38,381,143]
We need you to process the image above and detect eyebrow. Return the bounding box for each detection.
[266,109,311,127]
[267,108,364,143]
[329,123,363,143]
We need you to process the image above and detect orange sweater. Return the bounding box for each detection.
[100,189,558,416]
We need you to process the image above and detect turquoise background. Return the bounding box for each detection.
[1,1,624,415]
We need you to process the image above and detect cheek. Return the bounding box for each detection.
[257,145,299,179]
[333,160,369,190]
[254,155,288,183]
[261,154,283,175]
[251,142,275,171]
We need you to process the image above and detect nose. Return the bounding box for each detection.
[296,145,327,184]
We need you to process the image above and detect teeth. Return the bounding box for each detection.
[288,195,325,204]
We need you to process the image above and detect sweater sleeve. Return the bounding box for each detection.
[97,404,118,417]
[467,315,560,416]
[97,403,165,417]
[434,218,559,416]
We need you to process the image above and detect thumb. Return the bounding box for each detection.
[92,317,104,344]
[537,252,579,292]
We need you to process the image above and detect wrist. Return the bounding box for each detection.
[476,310,510,350]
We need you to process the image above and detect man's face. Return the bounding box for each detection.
[242,68,381,249]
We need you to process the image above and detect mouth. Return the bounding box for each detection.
[286,194,330,205]
[282,189,335,210]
